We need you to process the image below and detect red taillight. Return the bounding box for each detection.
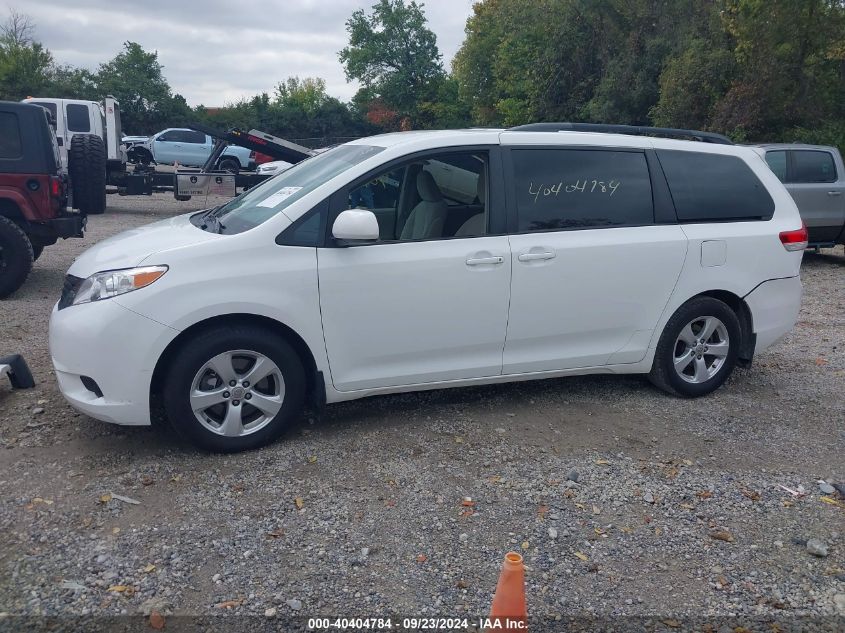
[49,176,62,198]
[779,222,808,251]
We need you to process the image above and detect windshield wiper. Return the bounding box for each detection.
[199,214,226,233]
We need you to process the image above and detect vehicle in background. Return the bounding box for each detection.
[23,97,125,180]
[754,144,845,247]
[135,128,255,172]
[122,135,149,163]
[50,123,806,452]
[253,151,275,165]
[255,160,293,177]
[0,102,86,297]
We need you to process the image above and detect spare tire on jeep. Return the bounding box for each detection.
[69,134,107,215]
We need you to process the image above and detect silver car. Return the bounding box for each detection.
[754,144,845,247]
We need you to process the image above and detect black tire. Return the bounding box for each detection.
[649,296,741,397]
[218,157,240,174]
[68,134,107,215]
[0,216,34,298]
[162,324,306,452]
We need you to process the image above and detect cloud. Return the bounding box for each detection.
[1,0,475,106]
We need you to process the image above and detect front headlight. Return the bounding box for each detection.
[72,266,168,306]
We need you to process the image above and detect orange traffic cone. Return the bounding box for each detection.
[487,552,527,631]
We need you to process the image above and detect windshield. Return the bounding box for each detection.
[212,144,383,234]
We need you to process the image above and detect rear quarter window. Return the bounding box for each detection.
[66,104,91,132]
[511,148,654,232]
[0,112,23,158]
[657,150,774,222]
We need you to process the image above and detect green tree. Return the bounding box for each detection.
[339,0,445,125]
[95,42,189,133]
[0,9,53,99]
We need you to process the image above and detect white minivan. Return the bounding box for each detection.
[49,124,806,452]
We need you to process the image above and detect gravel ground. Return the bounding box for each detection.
[0,194,843,631]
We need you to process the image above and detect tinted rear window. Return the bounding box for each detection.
[657,150,774,222]
[66,104,91,132]
[512,149,654,232]
[31,101,57,127]
[764,150,787,182]
[0,112,23,158]
[791,150,836,183]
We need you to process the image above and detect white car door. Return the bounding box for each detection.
[318,148,511,392]
[503,146,688,373]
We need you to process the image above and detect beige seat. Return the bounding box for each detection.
[455,168,487,237]
[400,171,449,240]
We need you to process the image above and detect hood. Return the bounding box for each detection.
[67,212,218,277]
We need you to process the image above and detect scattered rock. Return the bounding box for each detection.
[710,530,734,543]
[264,607,277,618]
[548,527,558,540]
[286,598,302,611]
[212,573,221,582]
[459,533,468,543]
[834,594,845,614]
[819,481,835,495]
[32,407,44,415]
[643,492,655,504]
[566,469,579,483]
[832,482,845,497]
[806,539,829,557]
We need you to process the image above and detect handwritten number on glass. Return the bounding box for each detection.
[530,180,619,202]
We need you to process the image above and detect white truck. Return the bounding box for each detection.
[23,96,126,215]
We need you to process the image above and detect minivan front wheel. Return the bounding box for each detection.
[163,325,305,452]
[649,297,740,397]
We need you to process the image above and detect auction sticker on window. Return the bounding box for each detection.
[257,186,303,208]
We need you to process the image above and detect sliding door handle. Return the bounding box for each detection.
[518,251,556,262]
[827,191,842,196]
[466,256,504,266]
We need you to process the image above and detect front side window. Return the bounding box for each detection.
[512,149,653,232]
[791,150,836,183]
[765,150,787,182]
[657,150,774,222]
[0,112,22,159]
[211,144,384,234]
[181,130,207,144]
[345,151,489,241]
[65,104,90,132]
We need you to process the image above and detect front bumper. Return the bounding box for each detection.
[744,276,802,355]
[49,299,179,425]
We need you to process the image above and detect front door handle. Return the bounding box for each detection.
[518,251,556,262]
[466,256,504,266]
[827,191,842,196]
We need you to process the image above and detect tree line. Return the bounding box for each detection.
[1,1,843,150]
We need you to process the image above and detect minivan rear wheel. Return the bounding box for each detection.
[162,324,305,452]
[649,296,741,397]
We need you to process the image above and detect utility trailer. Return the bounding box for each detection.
[118,124,315,200]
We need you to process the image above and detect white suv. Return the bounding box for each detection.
[49,124,806,452]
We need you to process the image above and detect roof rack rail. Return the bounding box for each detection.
[508,122,734,145]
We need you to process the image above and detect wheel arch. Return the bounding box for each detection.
[150,313,320,405]
[0,193,31,220]
[693,289,755,365]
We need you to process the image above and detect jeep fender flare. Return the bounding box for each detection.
[0,189,34,219]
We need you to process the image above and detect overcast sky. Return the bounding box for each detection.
[2,0,475,106]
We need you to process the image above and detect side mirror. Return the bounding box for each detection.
[332,209,379,244]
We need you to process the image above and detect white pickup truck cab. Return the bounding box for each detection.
[49,125,805,452]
